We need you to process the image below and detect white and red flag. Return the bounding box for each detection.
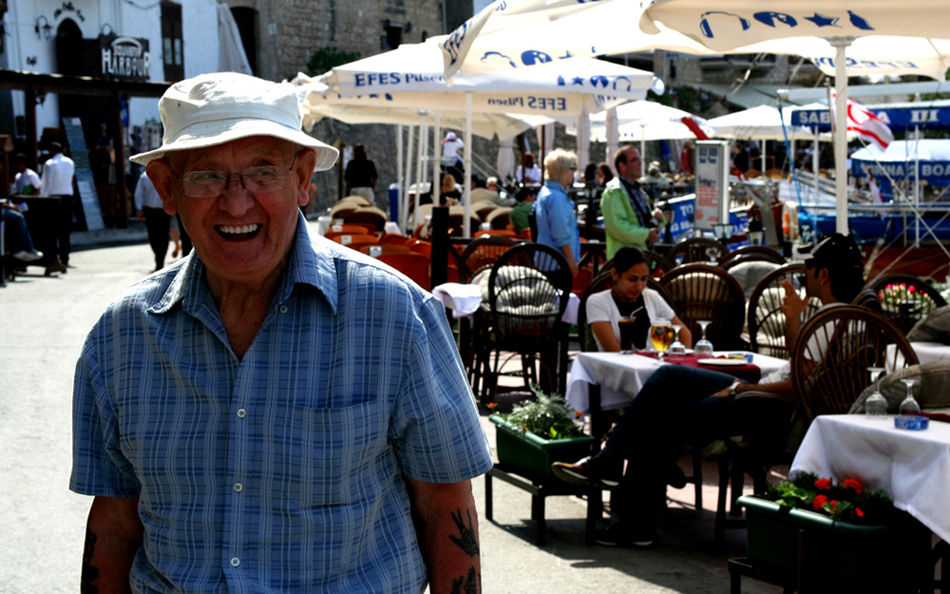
[831,91,894,150]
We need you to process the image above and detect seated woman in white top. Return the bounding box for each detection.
[587,246,692,352]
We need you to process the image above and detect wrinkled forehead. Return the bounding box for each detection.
[168,136,300,170]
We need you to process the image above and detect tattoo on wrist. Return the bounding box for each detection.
[81,527,99,594]
[450,566,478,594]
[449,509,479,557]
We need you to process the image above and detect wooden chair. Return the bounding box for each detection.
[328,232,378,246]
[377,253,431,290]
[643,250,675,279]
[447,206,481,237]
[328,202,360,220]
[379,232,413,246]
[478,243,573,403]
[358,244,411,257]
[659,264,746,350]
[865,273,948,334]
[719,245,785,270]
[407,240,432,257]
[667,237,729,265]
[458,235,517,284]
[474,229,519,239]
[747,264,821,359]
[344,206,388,233]
[339,195,373,207]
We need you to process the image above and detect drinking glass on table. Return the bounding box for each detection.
[864,367,888,417]
[618,316,636,351]
[669,324,687,356]
[694,320,714,358]
[649,318,674,362]
[899,378,921,417]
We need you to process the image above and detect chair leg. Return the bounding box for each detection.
[715,456,731,543]
[692,447,704,509]
[730,460,745,517]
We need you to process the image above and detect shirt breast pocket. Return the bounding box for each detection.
[285,399,391,508]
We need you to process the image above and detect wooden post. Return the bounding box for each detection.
[430,205,449,288]
[24,85,38,170]
[113,90,129,228]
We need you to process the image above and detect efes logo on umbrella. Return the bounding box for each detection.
[479,48,597,70]
[697,10,875,39]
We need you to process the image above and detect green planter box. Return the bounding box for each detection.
[739,495,930,592]
[489,415,596,483]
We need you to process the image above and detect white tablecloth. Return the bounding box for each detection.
[887,341,950,373]
[565,351,788,413]
[790,414,950,543]
[431,282,580,324]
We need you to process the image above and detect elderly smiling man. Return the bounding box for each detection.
[70,72,491,594]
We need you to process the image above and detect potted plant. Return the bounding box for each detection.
[488,386,596,483]
[738,473,930,592]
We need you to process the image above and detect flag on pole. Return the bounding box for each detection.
[831,91,894,150]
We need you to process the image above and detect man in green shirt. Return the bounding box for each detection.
[508,186,537,233]
[600,145,667,258]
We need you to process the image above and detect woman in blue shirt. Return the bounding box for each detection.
[534,148,581,276]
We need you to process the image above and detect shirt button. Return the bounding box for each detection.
[279,305,288,313]
[237,408,247,418]
[233,482,243,492]
[230,557,240,567]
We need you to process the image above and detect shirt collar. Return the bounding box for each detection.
[148,211,339,316]
[543,179,564,192]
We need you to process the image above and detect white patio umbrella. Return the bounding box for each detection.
[640,0,950,233]
[309,40,654,236]
[707,105,813,142]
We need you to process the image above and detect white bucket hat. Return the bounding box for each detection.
[130,72,339,171]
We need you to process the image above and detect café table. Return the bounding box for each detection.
[565,350,788,414]
[887,341,950,373]
[790,414,950,544]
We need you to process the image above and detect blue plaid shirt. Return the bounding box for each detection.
[70,213,492,593]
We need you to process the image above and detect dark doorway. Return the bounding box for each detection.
[230,7,258,75]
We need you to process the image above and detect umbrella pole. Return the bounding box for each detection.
[433,112,442,209]
[464,92,473,239]
[830,37,854,236]
[417,115,428,227]
[397,124,405,233]
[813,129,820,203]
[407,124,417,231]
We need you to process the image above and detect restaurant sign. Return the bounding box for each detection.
[99,34,150,81]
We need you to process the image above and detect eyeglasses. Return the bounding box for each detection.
[172,152,299,198]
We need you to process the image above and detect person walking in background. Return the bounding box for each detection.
[134,170,172,272]
[600,145,666,258]
[441,131,465,183]
[516,152,542,188]
[343,144,378,205]
[38,142,74,274]
[71,72,490,594]
[596,162,614,188]
[534,148,580,276]
[12,153,42,197]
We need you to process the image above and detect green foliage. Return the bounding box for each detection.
[502,385,585,441]
[763,472,896,524]
[303,47,361,77]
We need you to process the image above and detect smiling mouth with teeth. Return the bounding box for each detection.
[216,224,261,239]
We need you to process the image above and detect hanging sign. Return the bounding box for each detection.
[99,34,151,81]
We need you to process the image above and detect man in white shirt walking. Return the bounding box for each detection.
[134,170,171,271]
[40,142,75,273]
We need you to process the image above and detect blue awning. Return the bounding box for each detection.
[790,100,950,132]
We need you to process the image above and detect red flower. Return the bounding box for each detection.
[843,478,864,494]
[908,285,916,293]
[814,478,832,490]
[855,508,864,518]
[486,402,497,410]
[812,495,828,511]
[829,500,839,513]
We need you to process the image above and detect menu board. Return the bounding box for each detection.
[693,141,729,231]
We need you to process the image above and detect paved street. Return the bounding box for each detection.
[0,228,780,593]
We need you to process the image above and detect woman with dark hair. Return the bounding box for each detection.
[583,163,599,188]
[586,246,691,352]
[516,152,542,188]
[596,162,614,188]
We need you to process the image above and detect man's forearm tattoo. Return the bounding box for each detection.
[450,566,478,594]
[449,509,479,557]
[80,527,99,594]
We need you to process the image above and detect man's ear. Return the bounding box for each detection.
[817,267,830,285]
[146,160,179,215]
[293,149,317,207]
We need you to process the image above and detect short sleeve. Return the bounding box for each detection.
[389,295,492,483]
[70,338,142,497]
[651,290,676,321]
[586,291,614,324]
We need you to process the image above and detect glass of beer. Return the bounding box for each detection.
[618,318,636,351]
[649,318,674,361]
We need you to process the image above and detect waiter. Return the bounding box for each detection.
[40,142,76,274]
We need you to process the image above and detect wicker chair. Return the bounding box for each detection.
[667,236,728,265]
[458,235,517,284]
[747,264,821,359]
[792,305,920,422]
[719,245,785,270]
[659,264,746,350]
[865,273,948,335]
[475,243,572,403]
